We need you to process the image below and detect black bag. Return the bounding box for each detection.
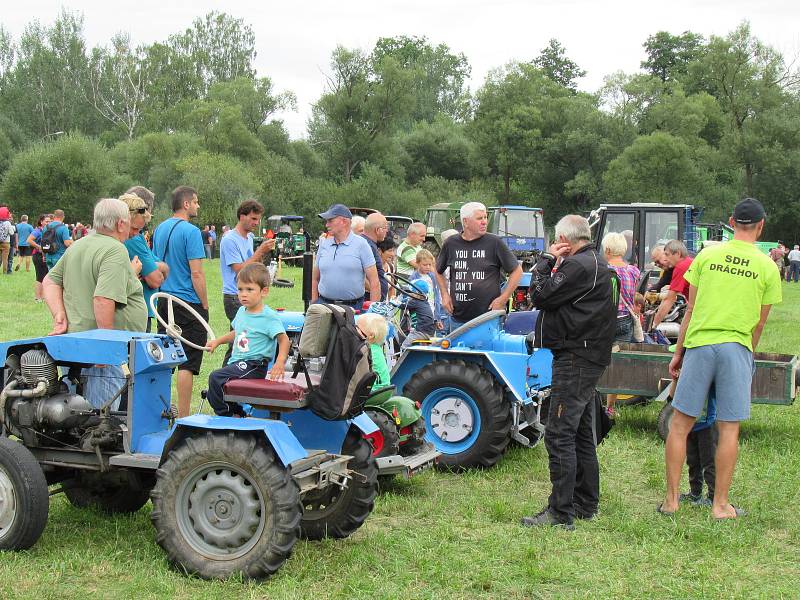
[307,305,376,420]
[595,390,614,445]
[40,223,60,254]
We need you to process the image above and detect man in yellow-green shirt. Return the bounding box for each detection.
[661,198,781,520]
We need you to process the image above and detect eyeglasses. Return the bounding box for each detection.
[131,208,148,214]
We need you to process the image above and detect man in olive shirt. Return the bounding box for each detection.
[43,198,147,409]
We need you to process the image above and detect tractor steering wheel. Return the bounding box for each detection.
[385,272,428,301]
[150,292,216,351]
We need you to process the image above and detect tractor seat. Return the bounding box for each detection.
[503,310,539,335]
[223,373,320,410]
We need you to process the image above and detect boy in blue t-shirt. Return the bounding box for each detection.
[205,263,290,417]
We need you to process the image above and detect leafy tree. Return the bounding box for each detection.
[641,31,706,82]
[207,77,296,134]
[399,118,475,183]
[1,134,124,222]
[174,151,262,225]
[309,46,414,181]
[372,35,471,123]
[533,39,586,92]
[0,114,27,178]
[183,100,266,163]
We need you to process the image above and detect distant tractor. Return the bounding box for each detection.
[349,207,414,245]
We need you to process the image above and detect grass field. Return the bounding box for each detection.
[1,260,799,599]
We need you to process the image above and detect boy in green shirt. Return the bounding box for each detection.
[661,198,781,520]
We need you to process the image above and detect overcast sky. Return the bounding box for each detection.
[3,1,799,138]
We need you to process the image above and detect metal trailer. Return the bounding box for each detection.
[597,342,798,439]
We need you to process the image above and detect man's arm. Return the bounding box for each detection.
[651,290,677,328]
[93,297,116,329]
[43,275,68,335]
[230,239,276,274]
[188,258,209,309]
[143,268,165,289]
[435,270,452,315]
[311,265,320,302]
[669,285,697,378]
[529,248,588,311]
[365,265,380,302]
[752,305,773,350]
[489,264,523,311]
[27,233,41,251]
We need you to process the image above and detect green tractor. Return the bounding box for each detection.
[255,215,307,258]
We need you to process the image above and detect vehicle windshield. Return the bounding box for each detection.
[427,210,459,232]
[493,210,542,238]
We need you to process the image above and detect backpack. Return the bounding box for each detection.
[0,222,9,243]
[40,223,61,254]
[303,304,376,420]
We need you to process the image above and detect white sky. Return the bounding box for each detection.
[2,0,799,138]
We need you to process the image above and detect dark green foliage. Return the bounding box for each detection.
[533,39,586,91]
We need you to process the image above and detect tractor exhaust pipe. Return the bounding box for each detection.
[302,252,313,312]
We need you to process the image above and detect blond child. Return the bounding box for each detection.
[356,313,391,389]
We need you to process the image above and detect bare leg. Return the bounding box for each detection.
[34,281,43,300]
[662,408,696,513]
[177,369,194,417]
[606,393,618,413]
[24,255,31,271]
[712,421,740,519]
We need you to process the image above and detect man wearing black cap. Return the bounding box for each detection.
[661,198,781,520]
[311,203,380,308]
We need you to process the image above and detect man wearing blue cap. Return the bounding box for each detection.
[312,204,380,308]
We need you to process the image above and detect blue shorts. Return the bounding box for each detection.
[673,343,755,422]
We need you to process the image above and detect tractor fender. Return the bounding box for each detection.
[160,414,308,468]
[365,395,420,428]
[350,412,379,436]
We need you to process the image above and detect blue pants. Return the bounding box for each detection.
[207,359,269,416]
[787,260,800,282]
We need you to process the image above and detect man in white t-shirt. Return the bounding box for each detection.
[787,244,800,283]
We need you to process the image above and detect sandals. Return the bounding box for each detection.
[656,502,676,516]
[713,505,747,520]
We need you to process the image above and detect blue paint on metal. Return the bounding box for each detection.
[421,386,481,454]
[170,414,308,466]
[351,412,378,435]
[278,409,351,455]
[277,311,305,333]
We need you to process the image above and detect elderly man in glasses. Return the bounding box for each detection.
[120,190,169,333]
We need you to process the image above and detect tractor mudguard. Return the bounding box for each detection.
[351,412,379,436]
[365,395,420,428]
[161,414,308,467]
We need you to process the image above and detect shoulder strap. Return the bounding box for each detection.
[160,219,184,262]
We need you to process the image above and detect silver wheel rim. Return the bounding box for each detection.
[0,467,17,539]
[176,461,266,560]
[429,396,474,442]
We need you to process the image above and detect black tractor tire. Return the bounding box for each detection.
[403,417,428,452]
[150,431,301,580]
[403,360,511,470]
[0,437,49,550]
[300,430,378,541]
[657,402,674,442]
[64,472,151,514]
[365,410,400,459]
[272,278,294,288]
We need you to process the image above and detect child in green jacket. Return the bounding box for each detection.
[356,313,391,390]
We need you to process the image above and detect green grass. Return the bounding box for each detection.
[2,261,800,598]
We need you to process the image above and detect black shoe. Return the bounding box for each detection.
[521,509,575,531]
[574,506,598,521]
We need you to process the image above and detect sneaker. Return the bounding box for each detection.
[14,264,20,271]
[521,509,575,531]
[679,492,702,504]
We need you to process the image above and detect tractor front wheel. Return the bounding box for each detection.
[403,360,510,470]
[150,431,301,580]
[300,430,378,540]
[0,437,49,550]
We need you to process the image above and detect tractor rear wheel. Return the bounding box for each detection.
[364,410,400,459]
[403,360,510,470]
[0,437,49,550]
[64,472,151,514]
[300,430,378,540]
[150,431,301,580]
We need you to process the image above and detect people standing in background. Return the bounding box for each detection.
[14,215,33,273]
[652,240,693,328]
[42,209,72,269]
[0,207,16,275]
[6,211,18,274]
[378,238,397,300]
[209,225,217,258]
[201,225,212,260]
[27,214,52,301]
[785,244,800,282]
[396,222,426,276]
[361,212,389,301]
[351,215,366,235]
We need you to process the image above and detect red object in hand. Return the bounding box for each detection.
[266,229,275,239]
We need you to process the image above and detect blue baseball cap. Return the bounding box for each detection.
[318,204,352,220]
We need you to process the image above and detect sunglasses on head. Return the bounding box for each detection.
[131,207,148,214]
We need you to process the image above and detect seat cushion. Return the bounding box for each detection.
[223,374,319,409]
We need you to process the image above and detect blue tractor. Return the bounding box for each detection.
[391,310,552,470]
[0,304,382,580]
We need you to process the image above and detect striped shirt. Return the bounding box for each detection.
[611,263,640,317]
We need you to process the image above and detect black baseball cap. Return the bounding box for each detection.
[318,203,352,220]
[733,197,766,224]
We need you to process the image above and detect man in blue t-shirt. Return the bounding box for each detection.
[219,199,275,363]
[120,191,169,332]
[43,209,73,269]
[14,214,34,273]
[152,185,208,417]
[312,204,380,309]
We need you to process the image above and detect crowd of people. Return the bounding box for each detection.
[1,189,782,529]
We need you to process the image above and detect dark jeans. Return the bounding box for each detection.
[207,359,269,416]
[222,293,242,366]
[787,260,800,282]
[614,314,633,342]
[314,295,364,310]
[545,351,606,524]
[687,425,717,499]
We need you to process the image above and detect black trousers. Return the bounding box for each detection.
[221,293,242,366]
[207,359,269,416]
[545,351,605,524]
[687,425,717,499]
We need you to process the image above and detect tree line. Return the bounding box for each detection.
[1,10,799,239]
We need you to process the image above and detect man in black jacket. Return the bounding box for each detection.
[522,214,617,529]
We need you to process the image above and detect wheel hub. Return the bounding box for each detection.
[178,465,265,559]
[0,467,17,536]
[429,396,474,442]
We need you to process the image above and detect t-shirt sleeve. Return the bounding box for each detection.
[47,253,65,285]
[400,243,417,265]
[762,259,782,305]
[435,241,450,274]
[495,237,520,273]
[360,239,376,268]
[220,237,244,267]
[670,260,690,294]
[95,246,134,305]
[264,314,286,338]
[128,237,157,277]
[184,227,206,261]
[58,225,70,244]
